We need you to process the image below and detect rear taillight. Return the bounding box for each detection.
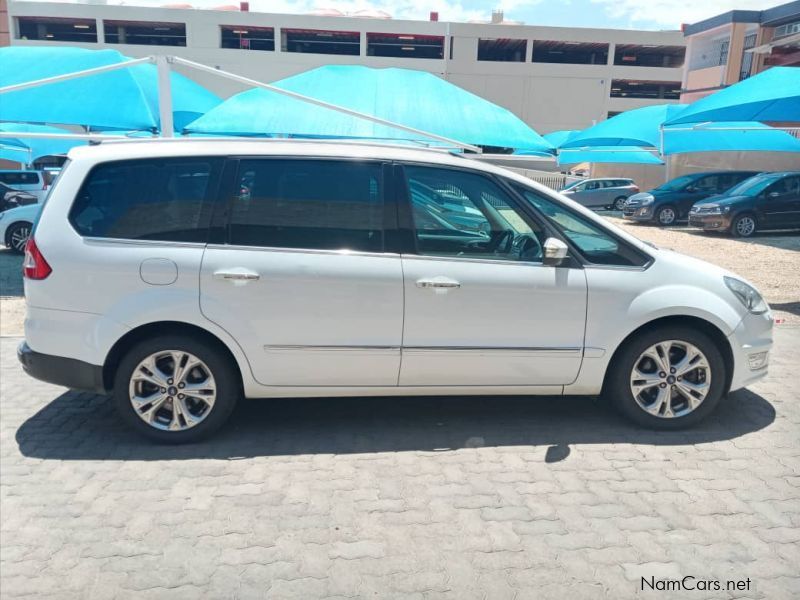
[22,237,51,280]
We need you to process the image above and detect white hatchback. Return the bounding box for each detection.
[18,140,773,442]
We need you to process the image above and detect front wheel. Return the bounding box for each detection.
[5,221,32,254]
[731,213,757,237]
[613,196,627,211]
[655,205,677,226]
[605,327,727,429]
[113,335,239,443]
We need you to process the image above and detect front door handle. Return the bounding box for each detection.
[416,277,461,289]
[214,268,260,282]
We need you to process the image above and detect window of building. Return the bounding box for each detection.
[282,29,360,55]
[104,21,187,46]
[477,38,527,62]
[607,111,622,119]
[718,40,730,65]
[220,25,274,51]
[774,21,800,39]
[16,17,97,42]
[613,44,685,68]
[610,79,681,99]
[229,160,384,252]
[69,159,222,242]
[739,33,757,80]
[532,40,609,64]
[366,33,444,58]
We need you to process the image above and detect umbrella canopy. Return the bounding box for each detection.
[665,67,800,126]
[542,130,580,148]
[0,123,84,164]
[0,46,220,132]
[185,65,553,152]
[561,104,687,149]
[557,146,663,166]
[663,122,800,154]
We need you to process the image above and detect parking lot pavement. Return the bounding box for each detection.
[1,329,798,599]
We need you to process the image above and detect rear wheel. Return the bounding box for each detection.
[5,221,32,254]
[731,213,757,237]
[613,196,627,211]
[655,205,677,226]
[113,335,239,443]
[605,326,727,429]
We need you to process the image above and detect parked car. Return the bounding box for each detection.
[18,140,773,442]
[0,182,38,213]
[623,171,760,226]
[689,171,800,237]
[560,178,639,210]
[0,170,49,203]
[0,202,41,254]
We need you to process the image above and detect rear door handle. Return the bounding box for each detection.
[214,268,260,282]
[416,277,461,289]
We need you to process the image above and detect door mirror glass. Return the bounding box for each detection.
[543,237,569,266]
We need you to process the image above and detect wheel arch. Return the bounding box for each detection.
[102,321,244,393]
[602,315,734,395]
[4,219,33,247]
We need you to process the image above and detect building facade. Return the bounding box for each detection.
[5,1,686,134]
[681,1,800,103]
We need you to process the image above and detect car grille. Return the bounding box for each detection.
[691,206,715,214]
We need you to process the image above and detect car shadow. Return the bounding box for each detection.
[683,228,800,251]
[16,389,776,463]
[770,301,800,317]
[0,249,24,297]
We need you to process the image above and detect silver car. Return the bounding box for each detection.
[561,178,640,210]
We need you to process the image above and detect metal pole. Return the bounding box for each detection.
[170,56,483,153]
[0,56,154,94]
[0,132,130,141]
[156,56,175,138]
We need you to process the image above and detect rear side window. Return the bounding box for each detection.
[228,159,384,252]
[69,159,221,242]
[0,172,41,186]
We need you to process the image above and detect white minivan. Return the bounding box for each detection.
[18,140,773,442]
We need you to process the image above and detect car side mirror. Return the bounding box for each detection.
[768,191,781,199]
[685,186,698,193]
[543,237,569,267]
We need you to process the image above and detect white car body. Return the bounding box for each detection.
[0,203,41,249]
[18,140,773,440]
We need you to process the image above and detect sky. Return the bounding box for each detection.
[93,0,786,30]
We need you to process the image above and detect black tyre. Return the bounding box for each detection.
[604,326,727,430]
[655,205,677,226]
[5,221,32,254]
[731,213,757,238]
[613,196,627,211]
[113,335,239,443]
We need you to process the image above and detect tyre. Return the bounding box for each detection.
[731,213,757,238]
[5,221,32,254]
[113,335,239,443]
[604,326,727,430]
[655,205,677,226]
[613,196,627,211]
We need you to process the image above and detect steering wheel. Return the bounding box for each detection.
[516,234,542,261]
[483,229,515,254]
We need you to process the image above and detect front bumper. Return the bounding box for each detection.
[727,311,774,392]
[18,341,107,394]
[622,205,654,221]
[688,213,733,231]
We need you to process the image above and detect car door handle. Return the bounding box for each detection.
[213,269,260,282]
[416,277,461,289]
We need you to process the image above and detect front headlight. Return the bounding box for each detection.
[706,205,731,215]
[640,195,654,205]
[724,276,768,314]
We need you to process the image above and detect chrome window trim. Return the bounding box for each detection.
[400,253,549,268]
[207,243,400,259]
[83,237,207,249]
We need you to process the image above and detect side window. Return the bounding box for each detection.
[405,166,545,263]
[513,184,649,267]
[69,159,220,242]
[229,159,384,252]
[585,181,601,190]
[694,175,719,191]
[767,176,799,196]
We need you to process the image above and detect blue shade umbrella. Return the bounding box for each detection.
[663,122,800,154]
[558,146,663,166]
[561,104,687,149]
[185,65,553,152]
[0,122,85,164]
[665,67,800,126]
[0,47,220,132]
[543,130,580,148]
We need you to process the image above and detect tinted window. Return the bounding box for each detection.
[767,175,800,196]
[0,172,40,186]
[229,160,384,252]
[69,159,220,241]
[513,184,648,267]
[406,166,545,263]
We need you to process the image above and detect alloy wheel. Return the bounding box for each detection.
[735,216,756,237]
[657,207,676,225]
[129,350,217,431]
[9,224,31,253]
[614,197,627,211]
[629,340,711,418]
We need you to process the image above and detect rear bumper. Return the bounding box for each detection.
[17,341,107,394]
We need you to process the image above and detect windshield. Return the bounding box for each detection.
[654,174,699,192]
[723,175,776,197]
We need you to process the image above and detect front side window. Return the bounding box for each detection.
[229,160,384,252]
[766,176,800,197]
[405,166,545,263]
[513,184,648,267]
[69,159,220,242]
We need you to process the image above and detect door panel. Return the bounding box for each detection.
[761,176,800,228]
[400,257,587,385]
